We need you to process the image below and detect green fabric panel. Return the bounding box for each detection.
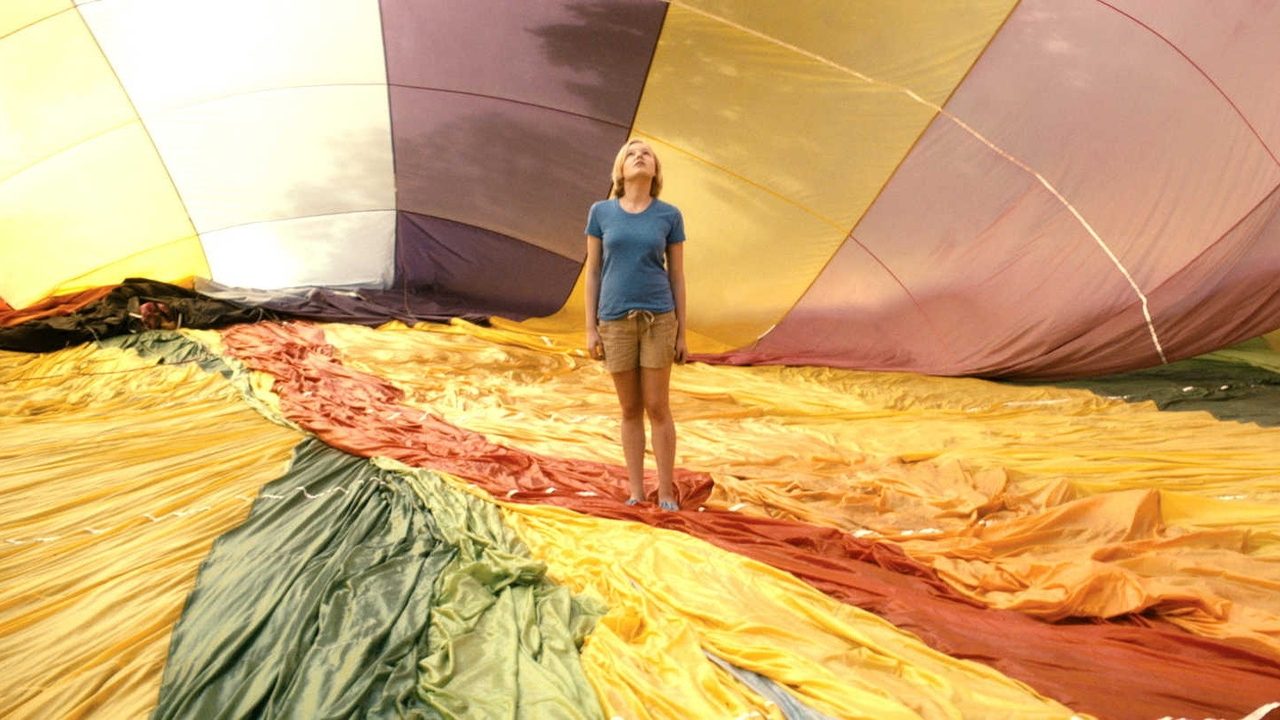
[105,330,230,375]
[1019,356,1280,428]
[152,439,603,719]
[386,459,605,719]
[1206,336,1280,374]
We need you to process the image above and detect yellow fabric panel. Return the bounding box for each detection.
[0,343,301,719]
[373,460,784,720]
[497,500,1086,720]
[553,1,1011,347]
[326,320,1280,650]
[1162,491,1280,544]
[0,0,70,38]
[0,9,134,182]
[50,234,208,297]
[636,134,845,347]
[0,10,200,308]
[676,0,1017,107]
[0,121,200,308]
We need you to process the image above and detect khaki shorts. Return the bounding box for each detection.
[597,310,677,373]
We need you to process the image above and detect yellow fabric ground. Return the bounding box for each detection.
[496,497,1087,720]
[0,343,300,719]
[896,489,1280,658]
[325,320,1280,654]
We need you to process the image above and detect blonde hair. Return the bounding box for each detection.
[609,139,662,198]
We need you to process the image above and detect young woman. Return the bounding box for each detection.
[584,139,687,511]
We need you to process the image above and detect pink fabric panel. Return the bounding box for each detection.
[936,0,1278,290]
[1103,0,1280,163]
[1143,183,1280,359]
[731,117,1150,376]
[733,0,1280,377]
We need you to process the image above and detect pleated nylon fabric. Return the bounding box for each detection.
[0,341,300,719]
[322,318,1280,639]
[498,493,1082,719]
[207,320,1280,719]
[151,439,603,719]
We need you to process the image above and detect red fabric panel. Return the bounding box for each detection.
[220,321,1280,720]
[0,285,116,328]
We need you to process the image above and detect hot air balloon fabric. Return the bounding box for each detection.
[3,2,1280,719]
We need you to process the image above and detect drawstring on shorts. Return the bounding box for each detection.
[625,309,657,338]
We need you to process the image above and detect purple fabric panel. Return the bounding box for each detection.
[707,0,1280,378]
[257,290,485,326]
[380,0,665,127]
[381,0,666,263]
[389,86,627,261]
[197,282,490,326]
[394,212,580,318]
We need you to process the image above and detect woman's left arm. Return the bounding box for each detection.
[667,242,687,363]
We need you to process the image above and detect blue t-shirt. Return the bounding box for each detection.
[585,198,686,321]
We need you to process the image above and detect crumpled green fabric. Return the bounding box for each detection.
[384,459,605,719]
[151,439,604,719]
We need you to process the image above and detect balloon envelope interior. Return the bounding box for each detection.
[3,0,1279,377]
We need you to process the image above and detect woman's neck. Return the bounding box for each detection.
[619,181,653,211]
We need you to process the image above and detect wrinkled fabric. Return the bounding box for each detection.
[0,284,115,328]
[219,321,714,505]
[400,463,605,719]
[705,652,840,720]
[152,439,603,720]
[0,343,300,719]
[897,489,1280,657]
[0,278,274,352]
[209,321,1280,720]
[195,279,492,327]
[152,440,449,719]
[497,498,1085,720]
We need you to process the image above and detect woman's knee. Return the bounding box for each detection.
[644,400,671,424]
[620,401,645,421]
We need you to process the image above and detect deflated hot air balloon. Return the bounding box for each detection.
[5,4,1280,720]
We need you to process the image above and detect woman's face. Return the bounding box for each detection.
[622,142,656,180]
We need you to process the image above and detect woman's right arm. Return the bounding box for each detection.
[584,235,604,359]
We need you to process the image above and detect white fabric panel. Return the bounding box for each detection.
[77,0,387,115]
[73,0,395,291]
[200,210,396,289]
[142,84,394,231]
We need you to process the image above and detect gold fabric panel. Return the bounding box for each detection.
[0,342,300,718]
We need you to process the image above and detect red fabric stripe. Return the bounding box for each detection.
[220,321,1280,720]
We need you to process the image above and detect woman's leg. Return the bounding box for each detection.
[641,365,676,506]
[609,369,646,501]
